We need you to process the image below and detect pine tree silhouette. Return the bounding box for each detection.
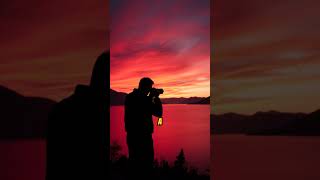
[174,149,187,170]
[173,149,188,178]
[110,141,122,162]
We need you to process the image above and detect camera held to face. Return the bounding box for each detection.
[149,88,164,97]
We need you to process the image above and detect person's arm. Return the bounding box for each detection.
[151,96,162,117]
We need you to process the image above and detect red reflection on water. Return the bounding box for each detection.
[211,135,320,180]
[110,104,210,172]
[0,140,46,180]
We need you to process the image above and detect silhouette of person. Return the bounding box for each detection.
[46,52,109,180]
[124,77,163,179]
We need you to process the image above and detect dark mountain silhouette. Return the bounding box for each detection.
[161,97,209,104]
[192,96,210,104]
[0,85,56,139]
[283,109,320,135]
[110,89,209,105]
[211,110,320,135]
[0,85,207,138]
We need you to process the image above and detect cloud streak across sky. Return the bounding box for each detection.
[0,0,108,100]
[212,0,320,114]
[110,0,210,98]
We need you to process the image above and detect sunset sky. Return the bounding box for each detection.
[0,0,108,101]
[212,0,320,114]
[110,0,210,98]
[2,0,319,113]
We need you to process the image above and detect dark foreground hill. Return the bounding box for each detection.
[0,85,56,139]
[211,110,320,135]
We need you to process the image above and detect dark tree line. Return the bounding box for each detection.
[110,142,209,180]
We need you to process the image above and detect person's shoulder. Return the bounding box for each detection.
[125,92,132,102]
[125,90,138,104]
[126,89,137,97]
[52,85,89,110]
[51,94,75,113]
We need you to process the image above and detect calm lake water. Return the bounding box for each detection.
[0,140,46,180]
[111,104,211,173]
[212,135,320,180]
[3,110,320,179]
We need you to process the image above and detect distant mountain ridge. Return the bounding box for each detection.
[4,85,319,138]
[0,86,208,138]
[110,89,209,105]
[161,97,209,104]
[211,110,320,135]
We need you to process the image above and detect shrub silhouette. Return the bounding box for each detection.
[110,141,122,162]
[110,143,209,180]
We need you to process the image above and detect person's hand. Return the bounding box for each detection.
[157,117,163,126]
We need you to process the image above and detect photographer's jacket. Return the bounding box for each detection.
[125,88,162,134]
[46,85,108,180]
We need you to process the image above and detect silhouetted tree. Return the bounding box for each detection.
[189,166,199,178]
[110,141,122,162]
[173,149,188,178]
[110,146,209,180]
[153,159,160,169]
[161,160,170,171]
[158,159,170,179]
[174,149,187,170]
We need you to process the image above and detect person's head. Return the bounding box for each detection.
[138,77,154,94]
[90,51,109,94]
